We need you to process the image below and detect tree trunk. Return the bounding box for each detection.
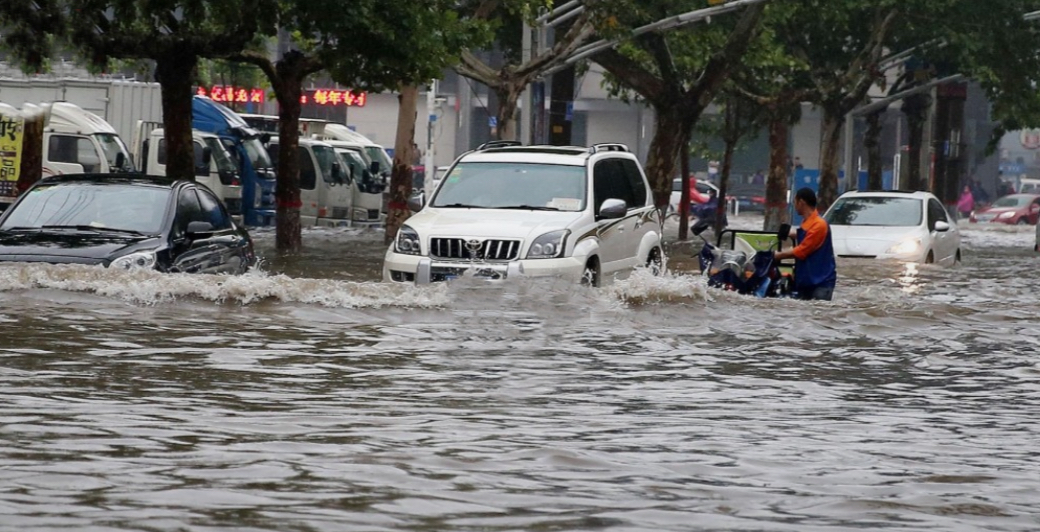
[644,106,692,210]
[678,131,690,241]
[495,84,522,142]
[764,117,790,232]
[817,107,844,213]
[385,84,419,245]
[274,73,304,253]
[16,109,44,194]
[155,52,198,183]
[903,93,929,191]
[865,109,883,190]
[715,136,736,236]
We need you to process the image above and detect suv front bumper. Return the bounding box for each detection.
[383,252,585,284]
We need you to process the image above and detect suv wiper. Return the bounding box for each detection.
[497,205,562,211]
[437,203,489,209]
[40,225,147,236]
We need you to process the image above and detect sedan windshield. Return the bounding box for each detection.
[992,195,1033,208]
[0,183,171,235]
[432,162,587,211]
[825,197,922,227]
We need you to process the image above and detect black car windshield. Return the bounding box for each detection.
[825,196,922,226]
[432,162,586,211]
[0,183,171,234]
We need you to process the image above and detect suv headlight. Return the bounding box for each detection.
[526,229,569,259]
[395,225,422,255]
[110,251,157,270]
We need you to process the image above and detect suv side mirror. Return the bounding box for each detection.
[407,194,425,212]
[598,198,627,220]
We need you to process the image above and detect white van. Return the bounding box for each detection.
[266,137,353,227]
[331,145,386,224]
[132,122,244,215]
[42,102,136,176]
[1019,178,1040,194]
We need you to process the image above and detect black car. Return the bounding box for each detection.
[0,174,256,274]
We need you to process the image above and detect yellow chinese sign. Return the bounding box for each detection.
[0,111,23,199]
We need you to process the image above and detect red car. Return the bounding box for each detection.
[970,194,1040,225]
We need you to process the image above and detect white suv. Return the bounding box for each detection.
[383,142,664,286]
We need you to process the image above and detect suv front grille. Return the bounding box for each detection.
[430,238,521,261]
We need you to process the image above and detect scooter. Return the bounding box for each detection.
[695,223,795,298]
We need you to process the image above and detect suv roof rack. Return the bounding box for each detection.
[590,143,629,154]
[475,140,523,151]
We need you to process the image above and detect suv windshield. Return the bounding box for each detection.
[432,162,586,211]
[825,196,923,226]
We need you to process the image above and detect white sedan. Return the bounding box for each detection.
[823,190,961,266]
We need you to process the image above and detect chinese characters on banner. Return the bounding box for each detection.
[0,111,24,200]
[195,87,367,107]
[196,86,266,104]
[304,89,367,107]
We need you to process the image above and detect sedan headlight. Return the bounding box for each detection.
[395,225,421,255]
[526,229,569,259]
[887,238,921,255]
[110,251,157,270]
[998,211,1015,219]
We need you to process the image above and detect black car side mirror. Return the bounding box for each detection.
[186,221,215,235]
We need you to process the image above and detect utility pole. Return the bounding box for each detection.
[424,79,438,196]
[520,21,533,144]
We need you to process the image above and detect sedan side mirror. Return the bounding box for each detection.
[934,220,951,232]
[186,221,215,235]
[407,194,425,213]
[598,198,627,220]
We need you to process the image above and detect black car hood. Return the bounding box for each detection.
[0,231,160,265]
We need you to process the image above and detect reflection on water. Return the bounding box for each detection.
[1,222,1038,531]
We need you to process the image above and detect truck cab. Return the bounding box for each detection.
[266,137,353,227]
[329,144,386,225]
[132,122,244,215]
[192,97,277,227]
[42,102,135,177]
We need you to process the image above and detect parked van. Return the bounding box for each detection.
[241,114,385,225]
[266,137,353,227]
[42,102,136,176]
[1019,178,1040,194]
[132,121,244,215]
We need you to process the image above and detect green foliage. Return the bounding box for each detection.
[0,1,62,71]
[277,0,487,90]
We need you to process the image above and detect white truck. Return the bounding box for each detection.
[266,136,354,227]
[131,121,244,215]
[41,102,136,177]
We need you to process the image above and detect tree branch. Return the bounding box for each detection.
[454,50,502,88]
[514,13,596,82]
[641,33,680,96]
[689,2,767,108]
[592,48,670,106]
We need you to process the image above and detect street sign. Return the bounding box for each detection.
[488,116,498,128]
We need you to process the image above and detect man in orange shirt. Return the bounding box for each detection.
[774,188,837,301]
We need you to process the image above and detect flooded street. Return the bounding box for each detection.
[1,217,1038,531]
